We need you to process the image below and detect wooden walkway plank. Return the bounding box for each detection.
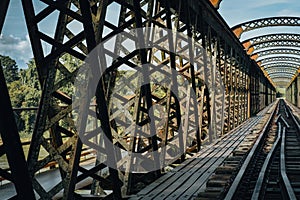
[132,119,255,197]
[129,102,277,200]
[167,119,260,199]
[132,118,260,199]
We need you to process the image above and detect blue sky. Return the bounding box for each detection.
[219,0,300,40]
[1,0,300,68]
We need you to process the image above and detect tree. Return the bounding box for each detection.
[0,55,19,83]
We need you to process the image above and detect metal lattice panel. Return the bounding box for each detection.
[263,62,300,69]
[251,40,300,51]
[232,17,300,38]
[253,48,300,58]
[258,56,300,65]
[243,33,300,46]
[0,0,277,199]
[267,68,298,74]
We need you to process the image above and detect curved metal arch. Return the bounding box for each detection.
[261,62,300,70]
[272,77,294,81]
[262,62,300,70]
[251,40,300,53]
[242,33,300,48]
[267,71,297,77]
[252,48,300,58]
[257,56,300,65]
[269,75,295,81]
[267,69,297,75]
[268,72,295,78]
[242,33,300,51]
[232,16,300,38]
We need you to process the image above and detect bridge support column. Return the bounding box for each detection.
[0,66,35,199]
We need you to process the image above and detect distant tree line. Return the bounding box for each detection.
[0,54,79,138]
[1,55,40,138]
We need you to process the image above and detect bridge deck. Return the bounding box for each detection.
[130,102,276,200]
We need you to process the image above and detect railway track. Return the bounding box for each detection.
[197,99,300,199]
[223,99,300,200]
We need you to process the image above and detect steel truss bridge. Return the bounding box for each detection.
[0,0,300,199]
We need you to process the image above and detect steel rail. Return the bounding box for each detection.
[280,126,297,200]
[224,101,279,200]
[251,122,282,200]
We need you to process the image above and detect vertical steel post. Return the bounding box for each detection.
[0,66,35,199]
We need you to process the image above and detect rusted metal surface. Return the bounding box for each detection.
[0,66,35,199]
[233,21,300,88]
[0,0,276,198]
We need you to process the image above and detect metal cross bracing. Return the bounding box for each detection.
[252,48,300,58]
[286,69,300,107]
[231,17,300,89]
[242,33,300,54]
[248,40,300,53]
[232,17,300,39]
[0,0,276,199]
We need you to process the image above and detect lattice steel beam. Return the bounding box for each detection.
[252,48,300,58]
[258,56,300,65]
[0,65,35,199]
[232,17,300,38]
[249,40,300,53]
[0,0,276,198]
[267,69,297,74]
[262,62,300,70]
[242,33,300,54]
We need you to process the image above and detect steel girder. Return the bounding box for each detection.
[0,60,36,199]
[242,33,300,53]
[267,69,297,75]
[232,17,300,38]
[262,62,300,69]
[243,33,300,48]
[249,40,300,52]
[0,0,35,199]
[0,0,276,198]
[286,72,300,105]
[19,0,218,198]
[21,0,123,199]
[253,48,300,58]
[257,56,300,65]
[231,18,300,86]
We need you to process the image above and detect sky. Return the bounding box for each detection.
[1,0,300,69]
[218,0,300,40]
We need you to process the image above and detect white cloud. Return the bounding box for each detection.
[248,0,289,8]
[0,34,33,68]
[276,9,300,16]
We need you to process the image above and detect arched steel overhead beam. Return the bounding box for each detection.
[252,48,300,58]
[268,72,295,78]
[269,74,294,80]
[232,17,300,38]
[209,0,222,9]
[271,77,292,83]
[257,56,300,65]
[241,33,300,54]
[267,69,297,74]
[262,62,300,70]
[250,40,300,53]
[242,33,300,49]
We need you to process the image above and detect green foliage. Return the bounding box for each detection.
[0,55,19,83]
[4,54,83,138]
[1,55,40,138]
